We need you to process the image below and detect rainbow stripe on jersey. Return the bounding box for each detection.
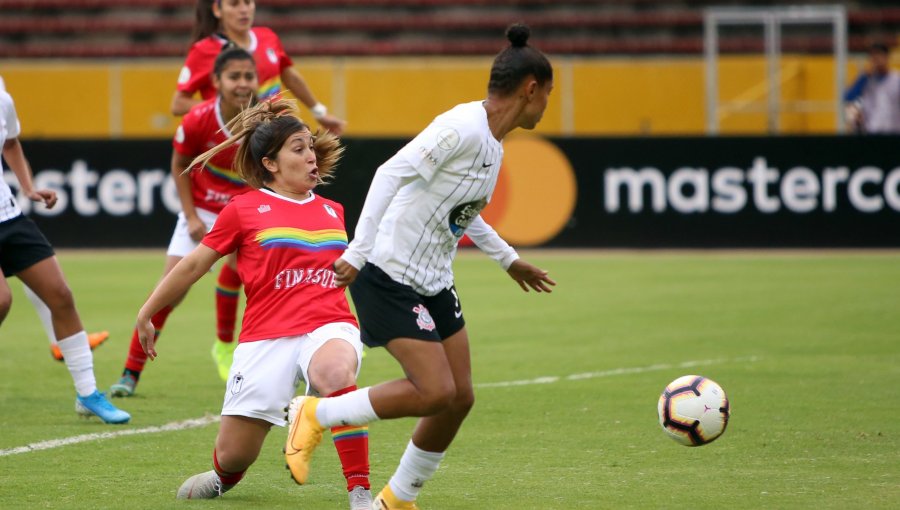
[258,77,283,100]
[205,160,244,185]
[255,228,348,251]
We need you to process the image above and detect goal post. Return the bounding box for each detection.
[704,5,848,134]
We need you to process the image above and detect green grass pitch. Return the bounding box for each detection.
[0,250,898,509]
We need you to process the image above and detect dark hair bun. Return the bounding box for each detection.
[506,23,530,48]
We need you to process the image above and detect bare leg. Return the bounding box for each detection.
[0,272,12,325]
[16,256,82,339]
[368,338,457,418]
[214,415,271,473]
[409,328,474,452]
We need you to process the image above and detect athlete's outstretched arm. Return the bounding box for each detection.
[467,215,555,293]
[136,245,222,359]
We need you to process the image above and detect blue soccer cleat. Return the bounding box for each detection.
[76,390,131,424]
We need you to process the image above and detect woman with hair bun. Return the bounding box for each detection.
[134,98,372,509]
[284,24,557,509]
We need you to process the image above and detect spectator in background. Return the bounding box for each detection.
[844,43,900,133]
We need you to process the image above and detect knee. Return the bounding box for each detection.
[418,379,457,415]
[44,284,75,312]
[449,387,475,417]
[309,358,357,396]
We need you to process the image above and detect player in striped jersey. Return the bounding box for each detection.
[110,47,258,397]
[284,24,556,509]
[135,99,372,509]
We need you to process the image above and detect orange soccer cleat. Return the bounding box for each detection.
[51,331,110,361]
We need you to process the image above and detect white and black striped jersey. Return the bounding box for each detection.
[341,100,518,296]
[0,89,23,223]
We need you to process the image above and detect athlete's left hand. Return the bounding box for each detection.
[333,257,359,287]
[25,188,58,209]
[507,259,556,293]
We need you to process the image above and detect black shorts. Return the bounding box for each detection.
[0,215,55,277]
[349,263,465,348]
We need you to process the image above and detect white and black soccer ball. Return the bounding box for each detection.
[657,375,730,446]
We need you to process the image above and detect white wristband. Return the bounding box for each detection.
[310,102,327,120]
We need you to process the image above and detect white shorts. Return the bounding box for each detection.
[166,208,219,258]
[221,322,363,426]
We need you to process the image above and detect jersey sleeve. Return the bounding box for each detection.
[177,43,215,96]
[396,119,470,181]
[172,114,199,158]
[201,201,242,255]
[269,29,294,70]
[1,92,21,139]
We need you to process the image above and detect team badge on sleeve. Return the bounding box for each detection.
[177,66,191,85]
[324,204,337,218]
[412,304,436,331]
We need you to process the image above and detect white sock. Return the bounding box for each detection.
[388,440,445,502]
[57,331,97,397]
[315,387,379,427]
[23,285,57,346]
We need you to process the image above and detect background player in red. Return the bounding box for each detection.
[136,99,372,509]
[171,0,346,134]
[171,0,348,377]
[110,47,257,397]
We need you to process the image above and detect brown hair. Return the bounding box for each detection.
[191,0,220,44]
[188,98,344,189]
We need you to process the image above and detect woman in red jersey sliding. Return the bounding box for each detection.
[135,98,372,510]
[110,47,258,397]
[172,0,347,376]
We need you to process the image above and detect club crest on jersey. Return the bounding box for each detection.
[436,128,460,151]
[266,48,278,64]
[177,66,191,85]
[448,199,487,238]
[413,304,436,331]
[323,204,337,218]
[258,204,271,214]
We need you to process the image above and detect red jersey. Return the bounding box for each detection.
[202,188,357,342]
[173,98,251,213]
[176,27,293,102]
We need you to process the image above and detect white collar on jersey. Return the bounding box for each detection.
[260,187,316,205]
[213,97,234,138]
[215,30,258,53]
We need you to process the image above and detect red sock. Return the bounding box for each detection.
[215,264,242,343]
[329,385,370,491]
[213,449,246,486]
[124,305,173,373]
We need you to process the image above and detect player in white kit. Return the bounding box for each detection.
[283,24,556,509]
[0,87,130,424]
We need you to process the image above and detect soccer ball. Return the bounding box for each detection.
[657,375,730,446]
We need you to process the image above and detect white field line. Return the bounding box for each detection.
[474,355,759,388]
[1,356,758,457]
[0,414,221,458]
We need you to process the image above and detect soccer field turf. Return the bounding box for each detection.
[0,250,897,509]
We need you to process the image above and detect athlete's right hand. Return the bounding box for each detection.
[136,317,158,360]
[187,216,207,242]
[333,258,359,287]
